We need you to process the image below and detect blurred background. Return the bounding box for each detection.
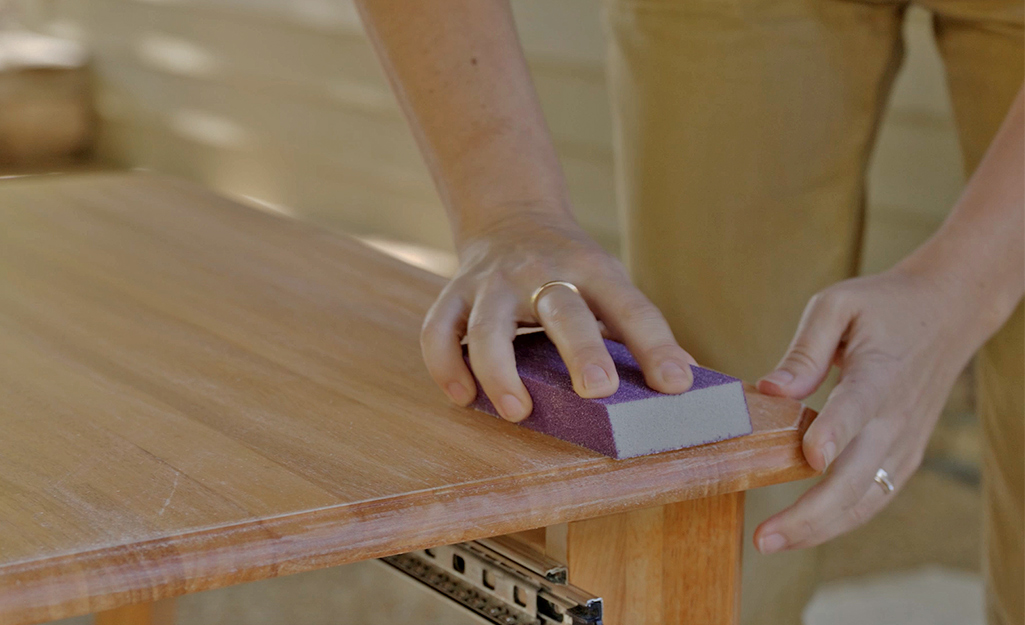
[2,0,981,623]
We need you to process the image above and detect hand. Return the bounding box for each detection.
[752,267,988,554]
[421,211,696,421]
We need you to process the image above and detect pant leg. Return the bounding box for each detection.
[921,5,1024,622]
[926,0,1023,172]
[976,304,1025,625]
[604,0,906,381]
[603,1,906,622]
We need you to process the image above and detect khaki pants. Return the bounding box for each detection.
[603,0,1023,623]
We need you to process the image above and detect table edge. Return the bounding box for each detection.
[1,407,815,624]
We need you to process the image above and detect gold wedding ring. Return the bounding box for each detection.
[530,280,581,320]
[874,468,895,494]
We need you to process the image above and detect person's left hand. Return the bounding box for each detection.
[751,266,990,554]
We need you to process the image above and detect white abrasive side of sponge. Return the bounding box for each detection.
[605,380,751,459]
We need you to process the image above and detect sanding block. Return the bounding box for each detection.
[470,334,752,459]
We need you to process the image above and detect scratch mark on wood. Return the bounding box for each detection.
[158,473,181,517]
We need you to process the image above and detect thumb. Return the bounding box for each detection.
[759,291,851,399]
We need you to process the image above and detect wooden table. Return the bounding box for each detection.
[0,174,816,625]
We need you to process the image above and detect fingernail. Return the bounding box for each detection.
[660,362,691,386]
[758,533,787,554]
[447,382,471,405]
[761,370,794,389]
[822,441,837,470]
[582,365,611,391]
[498,394,526,421]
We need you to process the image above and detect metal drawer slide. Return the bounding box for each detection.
[380,538,602,625]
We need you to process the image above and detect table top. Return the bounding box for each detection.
[0,173,815,624]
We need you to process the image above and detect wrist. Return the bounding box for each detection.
[452,200,581,254]
[896,236,1023,347]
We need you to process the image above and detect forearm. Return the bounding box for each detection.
[900,86,1024,341]
[355,0,572,247]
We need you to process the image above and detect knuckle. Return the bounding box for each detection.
[476,273,514,300]
[570,344,613,370]
[784,345,821,373]
[836,428,856,452]
[851,358,896,384]
[576,250,624,281]
[504,254,552,286]
[874,414,903,441]
[465,358,514,391]
[644,342,685,364]
[570,246,608,270]
[804,427,839,456]
[425,362,456,386]
[852,396,882,426]
[619,297,665,328]
[831,387,876,424]
[825,420,853,450]
[839,478,865,511]
[798,517,818,541]
[811,288,845,316]
[465,318,501,342]
[421,346,463,384]
[848,502,873,528]
[420,313,446,345]
[421,344,447,378]
[543,299,582,326]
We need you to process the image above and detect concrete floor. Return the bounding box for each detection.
[805,568,985,625]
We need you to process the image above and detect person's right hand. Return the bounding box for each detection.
[421,211,697,422]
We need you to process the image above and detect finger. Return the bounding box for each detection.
[801,359,891,471]
[775,430,920,551]
[466,285,532,422]
[804,433,921,544]
[421,286,476,406]
[758,290,851,400]
[590,280,697,394]
[534,284,619,398]
[753,416,896,553]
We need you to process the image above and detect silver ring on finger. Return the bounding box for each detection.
[874,468,895,494]
[530,280,581,320]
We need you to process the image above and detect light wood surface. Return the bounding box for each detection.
[560,493,745,625]
[0,174,815,625]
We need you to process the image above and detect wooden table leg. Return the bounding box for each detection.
[555,492,745,625]
[94,599,175,625]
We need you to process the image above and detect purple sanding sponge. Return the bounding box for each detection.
[470,333,752,459]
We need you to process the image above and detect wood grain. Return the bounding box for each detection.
[0,174,816,624]
[504,529,548,554]
[563,493,745,625]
